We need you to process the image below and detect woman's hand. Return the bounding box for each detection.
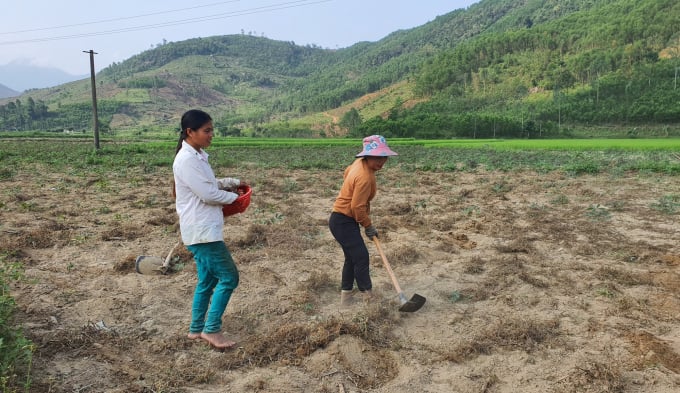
[364,225,378,240]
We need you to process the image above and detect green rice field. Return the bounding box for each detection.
[1,137,678,175]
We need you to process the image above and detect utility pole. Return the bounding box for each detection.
[83,50,100,149]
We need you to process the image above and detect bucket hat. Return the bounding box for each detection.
[355,135,398,157]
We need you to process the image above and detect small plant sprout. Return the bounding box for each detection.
[492,180,512,194]
[448,290,465,303]
[461,205,480,216]
[551,194,569,205]
[596,287,615,298]
[586,204,611,221]
[650,195,679,215]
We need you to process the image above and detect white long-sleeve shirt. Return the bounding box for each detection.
[173,141,239,245]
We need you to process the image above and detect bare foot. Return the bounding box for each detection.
[187,332,201,340]
[200,332,236,350]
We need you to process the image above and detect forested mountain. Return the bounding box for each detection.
[1,0,679,138]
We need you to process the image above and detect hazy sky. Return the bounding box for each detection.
[1,0,478,75]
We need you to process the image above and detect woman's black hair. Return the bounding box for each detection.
[175,109,212,155]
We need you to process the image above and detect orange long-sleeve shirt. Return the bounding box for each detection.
[332,158,376,228]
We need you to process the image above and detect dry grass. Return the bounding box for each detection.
[100,224,143,241]
[0,227,69,250]
[215,306,397,371]
[387,244,420,265]
[441,317,561,362]
[553,358,626,393]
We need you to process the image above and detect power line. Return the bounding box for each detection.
[0,0,240,35]
[0,0,332,46]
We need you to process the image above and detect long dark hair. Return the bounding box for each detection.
[173,109,213,197]
[174,109,213,155]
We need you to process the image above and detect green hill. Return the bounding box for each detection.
[1,0,679,138]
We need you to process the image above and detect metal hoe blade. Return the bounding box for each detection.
[135,241,182,275]
[135,255,166,275]
[373,237,426,313]
[398,293,427,313]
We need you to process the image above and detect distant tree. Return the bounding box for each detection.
[26,97,36,119]
[388,98,404,120]
[339,108,362,135]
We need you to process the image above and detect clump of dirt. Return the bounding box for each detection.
[100,224,143,241]
[235,224,268,248]
[2,227,68,249]
[627,330,680,374]
[113,255,137,273]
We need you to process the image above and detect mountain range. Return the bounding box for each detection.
[1,0,678,138]
[0,62,87,95]
[0,83,20,99]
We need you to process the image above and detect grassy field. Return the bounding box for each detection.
[1,137,678,173]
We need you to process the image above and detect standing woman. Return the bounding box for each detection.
[173,109,246,350]
[329,135,398,306]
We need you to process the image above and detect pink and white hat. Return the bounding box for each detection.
[355,135,398,157]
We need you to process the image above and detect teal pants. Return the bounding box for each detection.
[186,241,239,334]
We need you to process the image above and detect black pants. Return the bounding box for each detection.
[328,212,372,291]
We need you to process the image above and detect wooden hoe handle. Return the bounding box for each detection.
[372,237,404,295]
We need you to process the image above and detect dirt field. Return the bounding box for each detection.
[2,163,680,392]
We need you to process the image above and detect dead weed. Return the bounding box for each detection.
[553,358,625,393]
[387,245,420,265]
[443,317,561,362]
[0,227,69,250]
